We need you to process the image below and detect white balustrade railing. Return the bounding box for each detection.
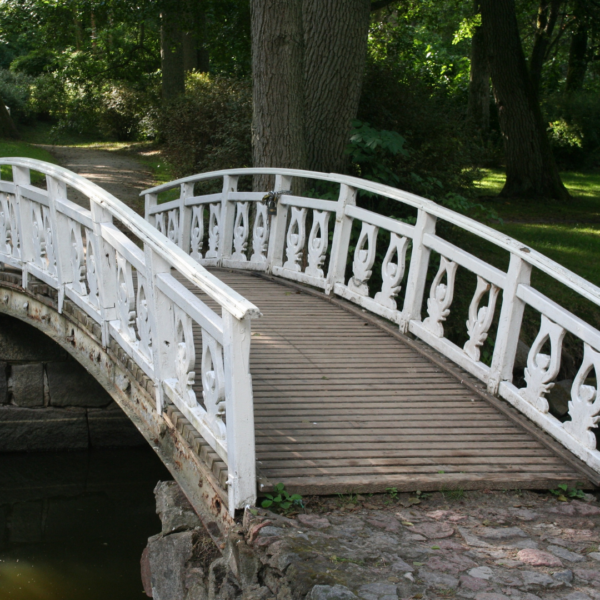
[0,158,259,513]
[144,167,600,477]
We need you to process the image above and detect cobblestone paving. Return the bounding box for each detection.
[246,489,600,600]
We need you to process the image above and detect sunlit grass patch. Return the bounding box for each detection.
[0,140,56,182]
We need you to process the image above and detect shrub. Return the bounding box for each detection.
[160,73,252,178]
[0,69,34,121]
[98,81,160,141]
[357,63,480,201]
[544,92,600,170]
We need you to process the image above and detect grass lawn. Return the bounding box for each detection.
[474,168,600,288]
[0,139,56,182]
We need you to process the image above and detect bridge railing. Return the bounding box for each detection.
[144,167,600,476]
[0,158,259,512]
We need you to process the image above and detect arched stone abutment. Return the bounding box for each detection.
[0,271,234,537]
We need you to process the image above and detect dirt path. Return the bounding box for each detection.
[39,145,154,214]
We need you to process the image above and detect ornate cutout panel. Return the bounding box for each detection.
[251,202,269,264]
[422,257,458,337]
[463,276,499,362]
[232,202,249,261]
[374,233,408,309]
[305,210,330,279]
[175,307,197,408]
[136,277,153,361]
[115,252,137,342]
[564,343,600,450]
[348,222,378,296]
[202,332,227,440]
[205,203,221,259]
[519,315,565,413]
[283,206,307,272]
[190,206,204,262]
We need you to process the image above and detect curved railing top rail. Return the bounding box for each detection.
[1,158,259,320]
[143,167,600,308]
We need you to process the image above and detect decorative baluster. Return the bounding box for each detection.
[205,203,221,259]
[190,206,204,262]
[155,212,166,236]
[0,195,11,255]
[463,276,500,362]
[564,344,600,450]
[167,209,179,243]
[231,202,249,261]
[69,222,87,296]
[31,204,45,269]
[86,236,99,307]
[136,277,153,361]
[250,202,269,264]
[305,210,330,278]
[282,206,307,272]
[348,222,378,296]
[422,257,457,337]
[116,253,137,341]
[8,198,20,259]
[202,332,227,440]
[519,315,565,412]
[42,209,56,277]
[174,307,196,408]
[374,233,408,309]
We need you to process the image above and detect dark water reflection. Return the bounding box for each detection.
[0,448,170,599]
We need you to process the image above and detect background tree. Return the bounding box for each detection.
[481,0,569,200]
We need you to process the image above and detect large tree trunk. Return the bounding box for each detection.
[529,0,562,97]
[302,0,370,174]
[481,0,569,201]
[250,0,306,190]
[467,1,490,133]
[161,11,185,102]
[0,99,19,140]
[565,0,588,93]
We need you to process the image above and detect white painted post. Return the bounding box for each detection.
[144,192,158,222]
[487,253,532,395]
[222,310,256,512]
[46,176,72,312]
[12,167,30,286]
[144,245,175,414]
[400,210,437,334]
[178,183,193,253]
[90,201,118,346]
[218,175,239,263]
[266,174,293,272]
[326,183,357,295]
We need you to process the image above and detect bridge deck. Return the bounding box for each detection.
[184,268,584,495]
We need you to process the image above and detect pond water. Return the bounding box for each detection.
[0,447,170,600]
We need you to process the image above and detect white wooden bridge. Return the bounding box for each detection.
[0,158,599,523]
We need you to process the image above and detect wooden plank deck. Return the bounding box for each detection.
[183,268,587,495]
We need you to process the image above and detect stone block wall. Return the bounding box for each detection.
[0,314,145,451]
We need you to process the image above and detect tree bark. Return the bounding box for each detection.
[161,10,185,102]
[481,0,569,200]
[0,99,20,140]
[303,0,371,173]
[250,0,306,189]
[565,0,588,93]
[467,1,490,133]
[529,0,562,97]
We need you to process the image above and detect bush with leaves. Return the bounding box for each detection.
[261,483,303,514]
[0,69,34,121]
[160,74,252,179]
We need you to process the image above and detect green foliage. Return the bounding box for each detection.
[385,487,399,501]
[160,74,252,179]
[550,483,586,502]
[346,119,408,186]
[0,140,55,181]
[544,93,600,170]
[260,483,303,513]
[0,69,34,120]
